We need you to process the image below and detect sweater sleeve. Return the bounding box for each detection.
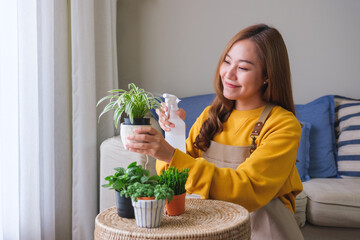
[167,108,302,212]
[156,107,209,175]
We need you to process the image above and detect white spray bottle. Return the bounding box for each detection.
[163,93,186,152]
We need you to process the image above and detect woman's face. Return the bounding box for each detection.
[220,39,266,110]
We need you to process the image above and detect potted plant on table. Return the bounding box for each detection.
[96,83,162,149]
[159,166,190,216]
[122,182,174,228]
[102,161,158,219]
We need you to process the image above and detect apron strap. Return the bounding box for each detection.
[250,103,275,153]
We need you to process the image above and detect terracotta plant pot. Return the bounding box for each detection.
[132,198,166,228]
[166,192,186,216]
[136,196,156,201]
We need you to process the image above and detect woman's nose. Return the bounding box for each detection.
[225,66,237,80]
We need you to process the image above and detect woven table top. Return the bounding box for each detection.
[94,198,250,240]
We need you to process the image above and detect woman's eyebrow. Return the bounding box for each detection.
[239,59,254,65]
[225,54,254,65]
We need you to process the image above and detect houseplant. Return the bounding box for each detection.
[96,83,162,148]
[159,166,190,216]
[102,161,157,218]
[122,182,174,228]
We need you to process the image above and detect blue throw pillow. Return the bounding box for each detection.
[296,121,311,182]
[334,95,360,177]
[179,94,215,138]
[295,95,338,178]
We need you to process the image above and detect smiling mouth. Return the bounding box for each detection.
[224,81,240,88]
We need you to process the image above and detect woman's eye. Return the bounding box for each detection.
[224,60,230,64]
[239,67,248,71]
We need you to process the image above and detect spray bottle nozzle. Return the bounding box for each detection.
[163,93,180,103]
[163,93,180,108]
[163,93,181,118]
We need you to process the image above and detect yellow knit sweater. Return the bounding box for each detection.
[157,105,303,213]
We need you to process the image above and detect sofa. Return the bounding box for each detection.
[294,95,360,240]
[99,94,360,240]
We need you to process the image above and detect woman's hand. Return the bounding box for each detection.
[156,102,186,132]
[126,126,175,164]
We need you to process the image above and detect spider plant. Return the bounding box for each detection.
[97,83,162,127]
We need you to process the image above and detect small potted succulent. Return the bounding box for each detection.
[122,182,174,228]
[102,162,157,218]
[96,83,162,149]
[158,167,190,216]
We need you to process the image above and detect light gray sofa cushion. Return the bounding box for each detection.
[303,178,360,228]
[301,223,360,240]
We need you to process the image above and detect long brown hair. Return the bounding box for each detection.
[194,24,295,151]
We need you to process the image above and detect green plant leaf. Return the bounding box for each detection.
[114,108,123,128]
[104,176,112,181]
[144,169,150,177]
[148,175,159,182]
[114,167,125,173]
[96,95,114,107]
[130,175,140,183]
[112,180,125,190]
[108,89,127,93]
[140,176,149,183]
[129,83,138,94]
[127,162,137,168]
[99,103,117,120]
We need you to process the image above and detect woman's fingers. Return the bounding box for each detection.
[126,126,163,145]
[157,102,186,130]
[159,115,174,130]
[177,108,186,121]
[156,104,174,131]
[156,103,168,117]
[125,126,175,163]
[132,126,160,136]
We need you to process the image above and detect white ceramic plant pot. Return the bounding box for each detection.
[132,198,166,228]
[120,124,143,150]
[120,118,151,150]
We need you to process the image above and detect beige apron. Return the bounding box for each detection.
[202,104,304,240]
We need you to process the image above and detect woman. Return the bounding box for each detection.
[126,24,304,239]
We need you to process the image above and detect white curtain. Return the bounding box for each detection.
[0,0,118,239]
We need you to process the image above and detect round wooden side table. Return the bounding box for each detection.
[94,198,250,240]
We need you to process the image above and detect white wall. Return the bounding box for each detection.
[117,0,360,104]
